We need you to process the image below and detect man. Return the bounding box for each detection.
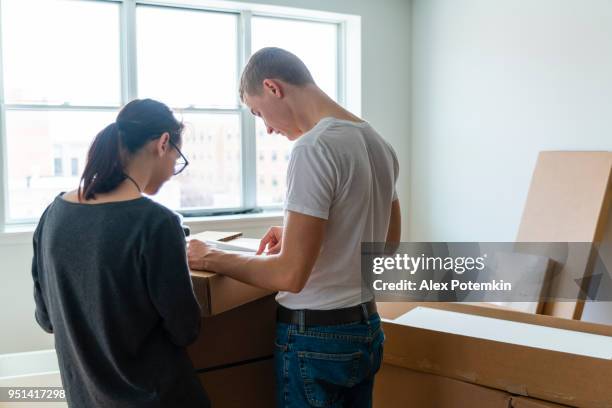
[188,47,400,407]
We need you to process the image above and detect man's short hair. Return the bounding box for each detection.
[239,47,315,101]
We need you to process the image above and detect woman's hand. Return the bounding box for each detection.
[257,226,284,255]
[187,240,216,271]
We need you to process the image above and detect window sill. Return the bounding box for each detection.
[0,210,284,246]
[184,210,284,235]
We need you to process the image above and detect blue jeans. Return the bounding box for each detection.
[274,312,384,408]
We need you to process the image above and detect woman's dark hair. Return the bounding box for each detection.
[79,99,183,201]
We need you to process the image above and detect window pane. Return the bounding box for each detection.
[252,17,338,100]
[1,0,121,106]
[252,17,337,206]
[5,110,116,221]
[136,6,238,108]
[256,121,293,206]
[153,113,241,210]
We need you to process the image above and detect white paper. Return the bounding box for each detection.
[205,237,259,253]
[393,307,612,360]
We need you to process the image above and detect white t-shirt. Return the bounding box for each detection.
[276,117,399,310]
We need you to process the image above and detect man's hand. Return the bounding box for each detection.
[257,226,283,255]
[187,239,216,271]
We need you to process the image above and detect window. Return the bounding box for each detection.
[252,16,339,206]
[53,146,63,177]
[136,6,237,109]
[2,0,121,106]
[252,16,338,100]
[0,0,358,226]
[71,158,79,177]
[136,6,240,210]
[5,110,116,220]
[1,0,120,221]
[53,159,63,177]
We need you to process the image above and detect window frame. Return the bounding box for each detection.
[0,0,361,229]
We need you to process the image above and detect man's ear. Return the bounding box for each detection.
[262,79,284,98]
[155,132,170,157]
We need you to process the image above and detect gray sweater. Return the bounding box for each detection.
[32,194,210,408]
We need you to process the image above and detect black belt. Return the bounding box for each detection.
[277,300,377,327]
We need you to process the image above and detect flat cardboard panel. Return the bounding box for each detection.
[188,295,276,370]
[198,358,275,408]
[517,152,612,242]
[511,396,571,408]
[581,205,612,325]
[379,302,612,407]
[374,364,512,408]
[516,151,612,319]
[486,253,554,314]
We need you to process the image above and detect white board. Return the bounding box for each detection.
[392,307,612,360]
[205,237,259,253]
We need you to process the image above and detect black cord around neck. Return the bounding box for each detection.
[124,174,142,193]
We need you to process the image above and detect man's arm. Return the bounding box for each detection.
[383,199,402,255]
[386,199,401,243]
[188,210,326,293]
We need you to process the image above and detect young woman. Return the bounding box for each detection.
[31,99,210,407]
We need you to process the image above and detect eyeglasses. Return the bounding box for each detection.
[169,140,189,175]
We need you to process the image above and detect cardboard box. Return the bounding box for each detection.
[511,396,571,408]
[378,302,612,408]
[374,364,512,408]
[188,231,273,316]
[190,270,273,316]
[198,358,275,408]
[188,294,277,370]
[188,293,276,407]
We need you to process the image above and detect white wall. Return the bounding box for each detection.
[0,0,412,354]
[0,240,50,353]
[410,0,612,242]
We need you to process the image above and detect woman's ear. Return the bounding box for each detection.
[155,132,170,157]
